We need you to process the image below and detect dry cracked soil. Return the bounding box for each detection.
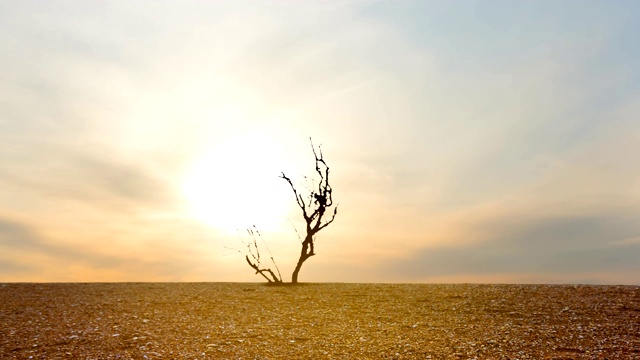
[1,283,639,359]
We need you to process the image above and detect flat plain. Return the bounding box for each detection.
[1,283,639,359]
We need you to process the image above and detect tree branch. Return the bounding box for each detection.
[318,206,338,231]
[280,172,309,221]
[245,255,281,283]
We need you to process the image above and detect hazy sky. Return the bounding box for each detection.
[1,1,639,284]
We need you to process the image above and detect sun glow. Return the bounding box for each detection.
[182,133,293,233]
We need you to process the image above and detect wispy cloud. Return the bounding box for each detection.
[0,216,226,282]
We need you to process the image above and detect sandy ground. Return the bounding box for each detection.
[1,283,639,359]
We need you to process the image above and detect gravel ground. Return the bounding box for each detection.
[1,283,639,359]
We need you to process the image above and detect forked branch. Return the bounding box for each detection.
[245,255,281,283]
[241,226,282,283]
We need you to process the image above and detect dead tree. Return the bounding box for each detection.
[242,226,283,283]
[241,139,337,284]
[280,138,338,284]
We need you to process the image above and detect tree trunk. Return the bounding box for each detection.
[291,235,314,283]
[291,257,304,284]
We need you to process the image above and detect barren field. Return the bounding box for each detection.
[1,283,639,359]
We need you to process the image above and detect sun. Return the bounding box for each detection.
[181,133,293,234]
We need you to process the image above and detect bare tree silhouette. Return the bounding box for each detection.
[281,139,338,283]
[242,226,282,283]
[243,138,338,284]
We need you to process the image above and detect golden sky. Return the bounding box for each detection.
[1,1,639,284]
